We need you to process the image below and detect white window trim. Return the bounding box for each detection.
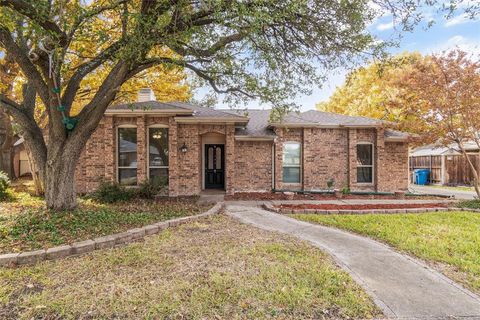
[147,126,169,180]
[282,141,302,184]
[116,125,138,184]
[356,142,374,184]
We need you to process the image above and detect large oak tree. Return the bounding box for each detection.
[0,0,475,209]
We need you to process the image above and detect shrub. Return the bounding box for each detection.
[341,186,350,194]
[92,181,135,203]
[138,177,168,199]
[0,171,10,200]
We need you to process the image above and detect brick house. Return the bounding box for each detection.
[75,90,410,195]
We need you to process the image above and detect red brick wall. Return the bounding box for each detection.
[303,128,349,191]
[234,140,273,192]
[75,115,409,195]
[379,142,409,191]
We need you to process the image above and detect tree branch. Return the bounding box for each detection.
[62,40,124,112]
[0,26,50,105]
[0,0,67,45]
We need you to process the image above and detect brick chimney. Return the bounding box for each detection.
[137,88,156,102]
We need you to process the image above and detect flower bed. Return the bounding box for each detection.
[225,192,443,201]
[276,203,449,211]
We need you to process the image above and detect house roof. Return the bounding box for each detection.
[411,141,479,157]
[297,110,383,127]
[106,101,409,141]
[106,101,193,114]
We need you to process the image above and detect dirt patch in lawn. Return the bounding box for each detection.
[0,216,381,319]
[277,203,449,210]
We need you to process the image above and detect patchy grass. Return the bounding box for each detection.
[0,189,210,253]
[290,211,480,294]
[0,216,380,319]
[457,199,480,209]
[429,185,475,192]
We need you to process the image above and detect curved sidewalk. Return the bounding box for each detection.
[226,204,480,319]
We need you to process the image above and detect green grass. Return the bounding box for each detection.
[290,211,480,294]
[0,216,380,319]
[429,185,475,192]
[0,190,210,253]
[457,199,480,209]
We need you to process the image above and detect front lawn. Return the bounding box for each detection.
[0,216,380,319]
[0,190,210,253]
[290,211,480,294]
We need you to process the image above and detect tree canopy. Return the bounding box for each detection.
[316,52,431,133]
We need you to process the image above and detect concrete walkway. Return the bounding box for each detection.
[226,204,480,319]
[410,185,477,200]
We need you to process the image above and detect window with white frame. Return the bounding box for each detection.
[118,127,137,186]
[282,142,301,183]
[357,143,373,183]
[148,127,169,186]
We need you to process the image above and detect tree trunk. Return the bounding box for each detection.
[24,143,44,195]
[44,157,78,210]
[0,110,13,177]
[459,148,480,199]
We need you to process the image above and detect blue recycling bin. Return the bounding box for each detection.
[414,169,430,185]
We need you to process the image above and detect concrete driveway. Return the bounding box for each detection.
[226,204,480,319]
[409,184,477,200]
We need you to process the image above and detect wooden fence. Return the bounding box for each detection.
[409,155,442,184]
[409,154,480,186]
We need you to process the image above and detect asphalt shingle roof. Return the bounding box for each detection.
[298,110,382,126]
[107,101,407,139]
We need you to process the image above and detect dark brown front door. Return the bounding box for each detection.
[205,144,225,189]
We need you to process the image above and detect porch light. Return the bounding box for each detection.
[180,142,188,153]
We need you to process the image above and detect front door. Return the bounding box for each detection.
[205,144,225,189]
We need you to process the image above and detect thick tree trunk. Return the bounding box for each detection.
[44,157,78,210]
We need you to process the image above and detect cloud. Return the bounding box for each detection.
[444,14,473,27]
[376,21,394,31]
[428,35,480,55]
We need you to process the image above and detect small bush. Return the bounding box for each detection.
[341,186,350,194]
[92,181,135,203]
[138,177,168,199]
[0,170,11,200]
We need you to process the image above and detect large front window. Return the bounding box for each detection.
[149,127,169,186]
[282,142,301,183]
[118,127,137,185]
[357,143,373,183]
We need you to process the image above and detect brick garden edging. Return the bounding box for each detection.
[0,202,224,267]
[262,203,480,215]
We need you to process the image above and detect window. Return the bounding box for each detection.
[118,127,137,185]
[148,127,169,186]
[357,144,373,183]
[282,142,301,183]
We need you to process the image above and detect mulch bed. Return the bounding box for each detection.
[276,203,450,210]
[225,192,443,201]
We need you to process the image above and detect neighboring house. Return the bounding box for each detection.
[410,143,480,186]
[75,89,411,195]
[12,137,32,178]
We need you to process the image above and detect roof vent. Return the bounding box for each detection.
[137,88,156,102]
